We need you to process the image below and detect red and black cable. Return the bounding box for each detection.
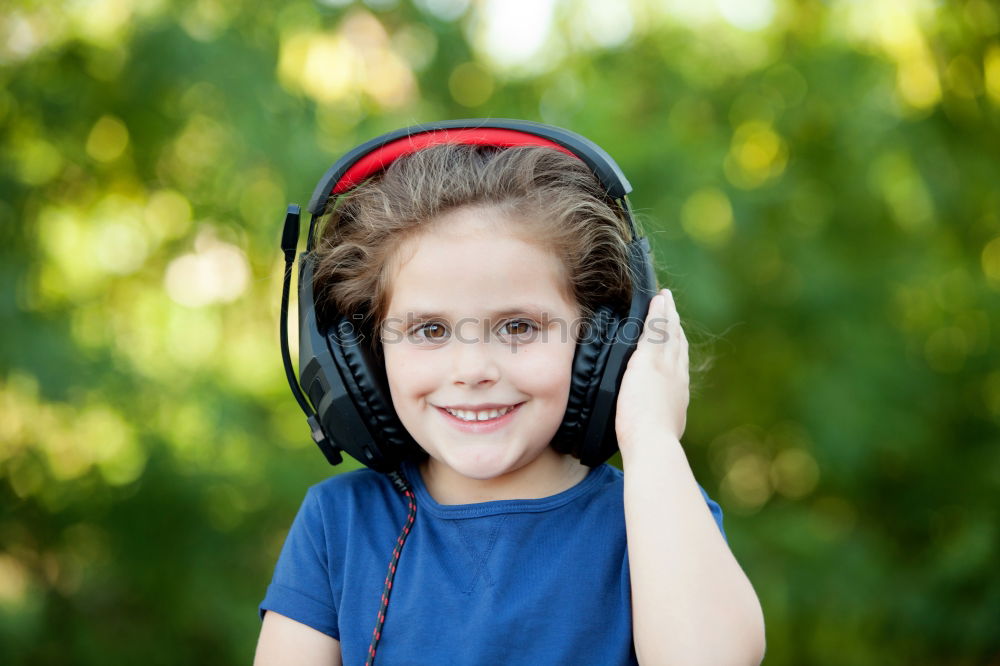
[365,469,417,666]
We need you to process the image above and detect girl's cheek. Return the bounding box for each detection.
[387,348,445,390]
[510,343,575,386]
[383,346,416,385]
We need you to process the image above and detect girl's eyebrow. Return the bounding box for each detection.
[399,305,551,321]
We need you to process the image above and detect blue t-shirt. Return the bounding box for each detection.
[259,460,726,664]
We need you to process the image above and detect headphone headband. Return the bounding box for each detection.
[330,129,576,196]
[305,119,634,250]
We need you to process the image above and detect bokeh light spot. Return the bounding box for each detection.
[179,0,233,42]
[94,219,149,275]
[474,0,557,73]
[681,187,734,248]
[0,554,29,605]
[721,450,773,513]
[571,0,634,48]
[295,34,360,104]
[985,45,1000,106]
[144,189,193,242]
[36,206,105,303]
[725,121,787,188]
[278,11,415,109]
[76,405,146,486]
[716,0,775,32]
[15,137,64,185]
[982,236,1000,288]
[897,55,942,110]
[449,62,494,107]
[870,151,934,233]
[68,0,134,46]
[164,233,250,308]
[770,448,820,500]
[85,115,129,162]
[392,23,437,71]
[2,13,47,63]
[414,0,469,21]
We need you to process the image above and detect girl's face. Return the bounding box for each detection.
[381,206,584,502]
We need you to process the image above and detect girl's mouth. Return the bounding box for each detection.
[436,403,524,433]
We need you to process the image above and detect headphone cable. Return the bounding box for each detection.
[278,204,343,465]
[365,468,416,665]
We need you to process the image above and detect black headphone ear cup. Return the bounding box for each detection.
[551,306,618,460]
[327,314,421,465]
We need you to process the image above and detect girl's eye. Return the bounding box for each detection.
[414,323,448,342]
[501,320,537,339]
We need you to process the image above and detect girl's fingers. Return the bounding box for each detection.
[635,288,690,372]
[639,291,668,349]
[638,288,678,353]
[662,289,685,365]
[656,289,690,371]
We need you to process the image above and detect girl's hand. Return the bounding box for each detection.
[615,288,689,459]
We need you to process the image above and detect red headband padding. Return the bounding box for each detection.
[331,128,579,195]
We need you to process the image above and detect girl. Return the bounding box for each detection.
[255,122,765,665]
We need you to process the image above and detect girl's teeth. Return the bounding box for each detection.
[446,406,514,421]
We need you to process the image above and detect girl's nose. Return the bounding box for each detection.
[450,335,501,387]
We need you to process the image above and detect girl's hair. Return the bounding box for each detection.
[311,143,637,347]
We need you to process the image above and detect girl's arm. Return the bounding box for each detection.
[617,289,766,666]
[254,610,342,666]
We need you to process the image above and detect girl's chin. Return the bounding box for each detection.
[425,449,523,482]
[440,458,515,482]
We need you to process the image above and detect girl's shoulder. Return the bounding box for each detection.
[310,465,393,494]
[304,467,402,517]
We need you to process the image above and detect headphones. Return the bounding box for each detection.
[279,119,656,473]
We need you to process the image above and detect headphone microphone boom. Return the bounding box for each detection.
[278,119,657,473]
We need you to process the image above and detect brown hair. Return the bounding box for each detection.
[311,143,637,345]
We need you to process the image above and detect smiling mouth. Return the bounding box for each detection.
[442,404,520,422]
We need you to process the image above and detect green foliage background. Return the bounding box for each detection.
[2,0,999,663]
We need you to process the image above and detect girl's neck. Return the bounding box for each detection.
[418,451,590,505]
